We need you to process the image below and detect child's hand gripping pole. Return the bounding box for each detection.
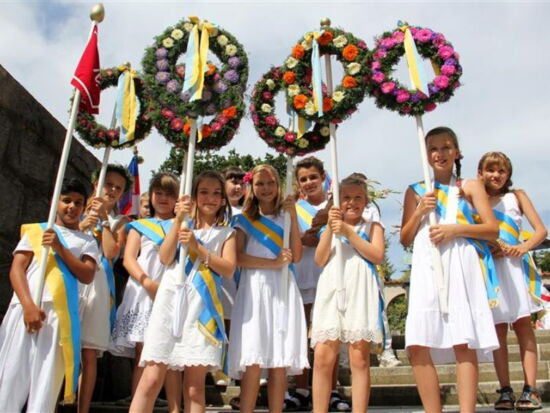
[279,156,293,334]
[416,115,449,315]
[171,119,196,338]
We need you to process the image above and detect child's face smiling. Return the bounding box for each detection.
[100,172,127,208]
[341,184,367,223]
[253,170,278,205]
[225,177,244,206]
[197,178,224,218]
[296,166,324,202]
[426,133,459,176]
[478,162,509,195]
[57,192,86,229]
[151,189,177,219]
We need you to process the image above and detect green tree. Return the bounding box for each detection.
[378,235,395,281]
[386,295,407,333]
[536,250,550,273]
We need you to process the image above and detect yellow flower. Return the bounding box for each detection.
[320,126,330,136]
[347,62,361,75]
[183,22,194,32]
[333,35,348,48]
[266,79,276,90]
[297,138,309,148]
[287,84,300,97]
[261,103,272,113]
[225,44,237,56]
[301,40,312,51]
[209,27,218,37]
[333,91,345,102]
[304,101,316,116]
[162,37,174,48]
[217,35,228,46]
[171,29,184,40]
[275,127,285,137]
[285,57,298,69]
[111,140,119,146]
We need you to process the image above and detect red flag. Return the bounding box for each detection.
[71,24,100,114]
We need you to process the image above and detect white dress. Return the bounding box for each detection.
[310,217,385,351]
[80,213,125,353]
[294,200,327,305]
[492,192,542,324]
[140,226,234,370]
[110,224,168,357]
[405,180,499,364]
[228,213,309,379]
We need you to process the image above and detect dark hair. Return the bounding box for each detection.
[192,171,231,225]
[294,156,326,179]
[478,151,514,194]
[222,166,245,181]
[91,164,133,193]
[148,172,179,217]
[61,178,89,200]
[425,126,463,179]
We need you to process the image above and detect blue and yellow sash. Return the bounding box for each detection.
[92,225,117,331]
[21,223,81,403]
[232,213,296,276]
[126,218,174,246]
[410,181,500,307]
[493,208,542,303]
[295,199,319,233]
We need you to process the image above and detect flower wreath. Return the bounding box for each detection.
[142,17,248,150]
[367,24,462,116]
[282,27,370,124]
[75,66,153,149]
[251,67,331,156]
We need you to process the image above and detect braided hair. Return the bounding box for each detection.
[425,126,463,179]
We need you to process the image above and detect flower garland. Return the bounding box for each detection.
[251,67,331,156]
[142,17,248,150]
[282,27,370,123]
[75,66,153,149]
[367,25,462,116]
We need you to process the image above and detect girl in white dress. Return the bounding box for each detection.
[311,174,386,412]
[228,164,309,413]
[400,127,500,413]
[478,151,547,410]
[130,171,236,413]
[111,173,181,411]
[78,164,131,413]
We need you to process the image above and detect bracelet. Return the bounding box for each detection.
[204,249,211,267]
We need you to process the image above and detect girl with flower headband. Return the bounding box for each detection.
[131,171,236,413]
[228,164,308,413]
[400,126,499,412]
[478,151,547,410]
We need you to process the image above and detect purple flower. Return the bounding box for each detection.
[434,75,450,89]
[444,58,457,66]
[428,84,440,95]
[180,91,191,102]
[155,48,168,59]
[414,29,433,43]
[441,64,456,76]
[206,103,217,115]
[214,81,228,94]
[156,59,170,71]
[166,80,180,94]
[201,90,212,101]
[155,72,170,85]
[224,70,239,84]
[228,57,241,68]
[411,93,421,103]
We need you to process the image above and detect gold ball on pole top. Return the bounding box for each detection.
[320,17,331,28]
[124,61,131,68]
[90,3,105,23]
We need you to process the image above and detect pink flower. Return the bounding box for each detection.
[432,33,446,47]
[311,134,319,142]
[266,138,275,144]
[381,81,395,94]
[424,102,437,112]
[452,81,461,90]
[284,132,296,142]
[414,29,433,43]
[441,65,456,76]
[262,91,273,101]
[438,45,454,60]
[243,172,253,183]
[400,106,412,114]
[396,90,410,103]
[260,130,267,138]
[212,122,223,132]
[357,41,367,49]
[434,75,450,89]
[97,130,105,139]
[265,116,277,127]
[331,118,343,124]
[381,37,396,49]
[276,145,285,152]
[374,49,387,60]
[372,72,385,83]
[107,129,116,139]
[392,31,405,43]
[252,114,260,125]
[371,61,381,70]
[410,27,419,35]
[218,115,229,124]
[170,117,184,130]
[161,108,174,119]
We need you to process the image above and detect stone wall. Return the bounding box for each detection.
[0,65,100,316]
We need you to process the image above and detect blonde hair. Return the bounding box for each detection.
[242,164,283,220]
[478,151,513,194]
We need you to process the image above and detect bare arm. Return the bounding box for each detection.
[314,226,333,267]
[101,217,129,260]
[236,228,288,269]
[347,222,385,264]
[159,195,189,265]
[400,187,435,247]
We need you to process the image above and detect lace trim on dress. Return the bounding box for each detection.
[310,327,383,347]
[111,309,152,341]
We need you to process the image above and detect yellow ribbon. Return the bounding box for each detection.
[186,16,218,101]
[398,22,429,96]
[303,31,323,116]
[117,65,138,141]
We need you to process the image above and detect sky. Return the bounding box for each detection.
[1,0,549,273]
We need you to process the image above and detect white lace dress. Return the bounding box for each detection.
[310,218,384,350]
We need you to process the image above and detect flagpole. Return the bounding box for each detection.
[32,4,105,309]
[93,105,117,200]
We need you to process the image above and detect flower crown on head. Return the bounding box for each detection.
[243,171,253,184]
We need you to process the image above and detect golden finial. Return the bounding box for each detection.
[320,17,331,28]
[90,3,105,23]
[124,61,131,69]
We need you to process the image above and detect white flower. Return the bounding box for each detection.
[301,40,312,51]
[332,91,345,102]
[297,138,309,148]
[274,127,286,137]
[171,29,184,40]
[333,35,348,48]
[217,35,228,46]
[347,62,361,75]
[285,56,299,69]
[183,22,194,32]
[266,79,275,90]
[320,126,330,136]
[162,37,174,48]
[261,103,272,113]
[225,44,237,56]
[287,84,300,97]
[304,101,316,116]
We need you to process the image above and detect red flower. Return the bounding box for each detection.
[201,125,212,139]
[222,106,237,119]
[323,97,333,112]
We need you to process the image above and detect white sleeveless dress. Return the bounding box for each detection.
[405,179,499,364]
[491,192,542,324]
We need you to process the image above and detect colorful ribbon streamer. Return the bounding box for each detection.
[304,31,323,117]
[116,66,138,144]
[398,21,429,96]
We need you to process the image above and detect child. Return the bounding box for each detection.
[110,172,181,410]
[0,179,99,412]
[139,192,151,219]
[228,164,308,413]
[130,170,236,412]
[78,164,132,413]
[400,126,499,412]
[478,151,547,410]
[223,166,246,215]
[311,174,386,412]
